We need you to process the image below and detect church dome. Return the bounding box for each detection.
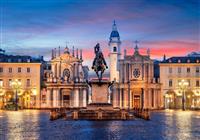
[110,30,120,38]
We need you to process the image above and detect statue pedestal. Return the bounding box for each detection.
[89,79,111,104]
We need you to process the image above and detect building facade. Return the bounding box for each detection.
[41,47,89,108]
[0,50,43,109]
[160,56,200,109]
[109,22,163,109]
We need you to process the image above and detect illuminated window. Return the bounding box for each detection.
[9,79,12,87]
[26,79,31,87]
[187,79,190,87]
[9,68,12,73]
[0,79,3,87]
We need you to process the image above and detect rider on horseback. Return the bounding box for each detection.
[92,43,108,82]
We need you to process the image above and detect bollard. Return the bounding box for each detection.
[73,110,78,120]
[121,110,126,120]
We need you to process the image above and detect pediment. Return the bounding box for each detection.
[51,53,80,64]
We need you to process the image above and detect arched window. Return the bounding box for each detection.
[113,46,117,52]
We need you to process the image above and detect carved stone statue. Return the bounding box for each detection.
[92,43,108,82]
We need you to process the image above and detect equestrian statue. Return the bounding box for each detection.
[92,43,108,82]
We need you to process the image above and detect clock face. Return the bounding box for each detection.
[63,69,70,78]
[133,68,140,78]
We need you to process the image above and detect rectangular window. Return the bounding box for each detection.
[187,79,190,87]
[196,67,199,73]
[9,79,12,87]
[18,67,21,73]
[26,79,31,87]
[196,80,200,87]
[9,67,12,73]
[0,67,3,73]
[0,79,3,87]
[178,67,181,73]
[169,67,172,73]
[169,79,173,87]
[187,67,190,73]
[27,67,30,73]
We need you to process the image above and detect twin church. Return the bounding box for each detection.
[42,21,163,109]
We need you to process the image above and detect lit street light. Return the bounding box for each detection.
[0,83,4,109]
[11,79,22,111]
[178,79,189,111]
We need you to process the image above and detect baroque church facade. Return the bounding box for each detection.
[41,47,89,108]
[109,22,163,109]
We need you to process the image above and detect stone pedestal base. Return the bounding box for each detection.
[89,79,111,104]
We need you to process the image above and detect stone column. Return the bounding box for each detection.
[129,90,132,109]
[143,89,147,109]
[46,89,51,108]
[154,90,157,109]
[112,86,117,108]
[148,89,151,109]
[53,89,57,108]
[119,89,122,108]
[83,89,87,107]
[57,89,60,107]
[74,89,79,107]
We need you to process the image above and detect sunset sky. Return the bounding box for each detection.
[0,0,199,66]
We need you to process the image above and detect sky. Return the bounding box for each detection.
[0,0,199,66]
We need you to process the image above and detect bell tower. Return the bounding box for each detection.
[109,20,121,82]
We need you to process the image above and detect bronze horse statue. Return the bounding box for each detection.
[92,43,108,82]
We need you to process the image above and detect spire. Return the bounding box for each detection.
[124,49,127,57]
[80,49,82,60]
[112,20,117,31]
[134,40,139,54]
[163,54,166,61]
[51,49,54,59]
[147,48,150,57]
[64,44,70,54]
[54,48,57,58]
[72,46,75,57]
[58,46,61,56]
[76,48,79,58]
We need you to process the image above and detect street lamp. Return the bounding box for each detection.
[0,83,4,109]
[11,79,21,111]
[178,79,189,111]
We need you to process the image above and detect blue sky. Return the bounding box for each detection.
[0,0,199,64]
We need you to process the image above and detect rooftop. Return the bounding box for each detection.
[161,56,200,63]
[0,53,44,63]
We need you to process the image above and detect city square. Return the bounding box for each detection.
[0,0,199,140]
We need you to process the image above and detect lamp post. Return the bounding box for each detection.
[178,79,189,111]
[0,84,4,109]
[11,79,21,111]
[32,88,37,108]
